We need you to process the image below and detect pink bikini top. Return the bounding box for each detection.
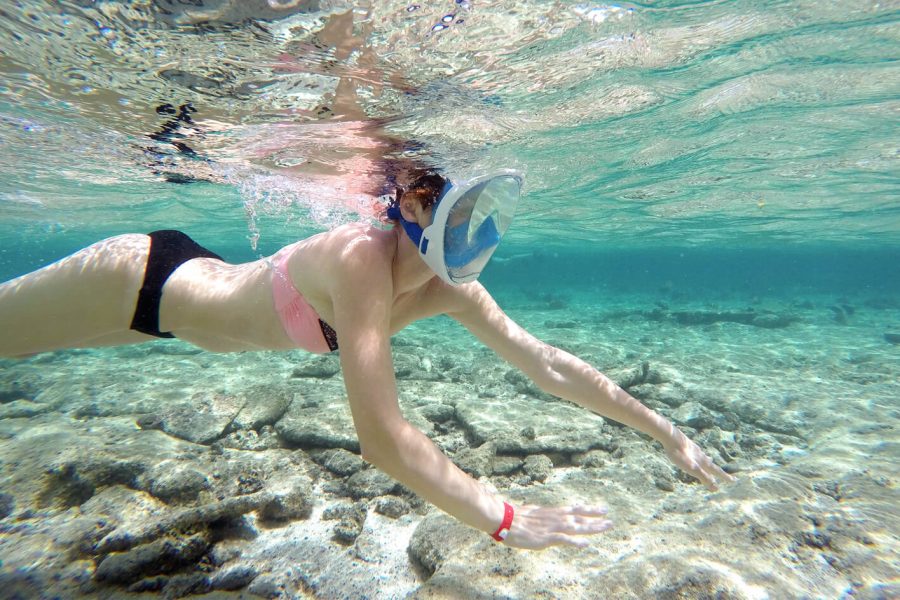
[271,248,338,354]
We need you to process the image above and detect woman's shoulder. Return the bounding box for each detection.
[306,222,395,279]
[289,222,390,255]
[329,221,392,243]
[330,222,394,257]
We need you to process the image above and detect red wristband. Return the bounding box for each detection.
[491,502,514,542]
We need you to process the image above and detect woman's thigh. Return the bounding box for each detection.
[0,234,152,356]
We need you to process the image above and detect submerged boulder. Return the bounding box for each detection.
[141,463,211,505]
[323,501,367,544]
[0,492,14,518]
[346,468,398,499]
[312,448,367,476]
[523,454,553,482]
[210,565,259,591]
[291,355,340,379]
[258,477,314,521]
[231,384,294,431]
[672,402,716,430]
[453,442,496,478]
[275,395,359,451]
[408,513,481,577]
[94,532,211,584]
[137,391,243,445]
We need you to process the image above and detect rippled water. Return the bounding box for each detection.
[0,0,898,252]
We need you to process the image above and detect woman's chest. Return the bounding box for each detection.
[388,285,451,334]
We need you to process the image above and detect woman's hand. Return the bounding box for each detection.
[663,430,735,491]
[502,504,613,550]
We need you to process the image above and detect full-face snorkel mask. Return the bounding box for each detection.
[387,170,522,285]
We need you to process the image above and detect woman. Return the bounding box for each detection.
[0,170,733,550]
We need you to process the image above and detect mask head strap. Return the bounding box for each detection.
[386,179,452,252]
[386,203,426,251]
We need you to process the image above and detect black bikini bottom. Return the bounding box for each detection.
[130,230,223,338]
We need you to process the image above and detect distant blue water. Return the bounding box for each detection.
[484,246,900,300]
[3,235,898,307]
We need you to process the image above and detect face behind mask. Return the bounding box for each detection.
[387,170,522,285]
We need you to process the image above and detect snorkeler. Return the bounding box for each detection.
[0,169,734,549]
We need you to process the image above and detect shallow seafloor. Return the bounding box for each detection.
[0,289,897,600]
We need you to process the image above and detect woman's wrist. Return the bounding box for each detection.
[490,501,515,542]
[658,421,685,450]
[472,493,510,536]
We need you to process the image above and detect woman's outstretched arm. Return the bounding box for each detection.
[329,238,612,548]
[449,283,735,491]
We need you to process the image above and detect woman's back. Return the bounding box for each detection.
[160,223,404,352]
[158,252,289,352]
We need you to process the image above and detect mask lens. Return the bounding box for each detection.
[444,175,520,282]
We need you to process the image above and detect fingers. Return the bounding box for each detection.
[565,514,613,530]
[681,443,736,491]
[713,462,737,482]
[689,457,717,491]
[566,505,608,517]
[534,505,613,539]
[546,519,614,548]
[701,474,719,492]
[573,519,612,535]
[695,459,736,491]
[559,509,614,536]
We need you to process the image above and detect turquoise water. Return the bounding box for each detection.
[1,2,899,599]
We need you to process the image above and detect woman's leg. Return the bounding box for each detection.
[0,234,157,357]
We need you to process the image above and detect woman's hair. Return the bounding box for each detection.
[400,172,448,208]
[384,171,449,221]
